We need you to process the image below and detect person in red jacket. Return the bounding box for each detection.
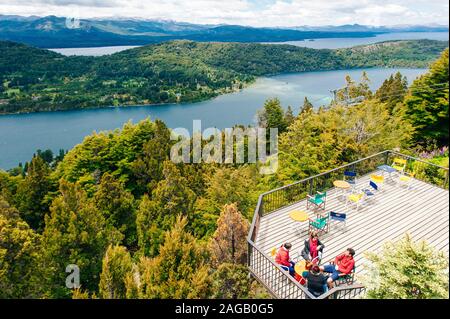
[275,243,296,276]
[320,248,355,288]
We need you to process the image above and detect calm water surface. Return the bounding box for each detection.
[0,68,427,169]
[264,32,449,49]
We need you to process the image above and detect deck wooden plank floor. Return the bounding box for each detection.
[255,170,449,279]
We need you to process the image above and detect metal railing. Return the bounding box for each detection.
[247,150,449,299]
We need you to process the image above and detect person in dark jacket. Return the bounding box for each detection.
[301,231,325,263]
[303,265,328,297]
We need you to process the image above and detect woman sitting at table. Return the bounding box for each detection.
[301,231,325,264]
[275,243,296,277]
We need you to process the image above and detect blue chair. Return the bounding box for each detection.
[330,211,347,231]
[344,171,357,186]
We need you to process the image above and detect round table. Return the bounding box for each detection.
[294,260,307,276]
[289,210,309,222]
[334,180,351,200]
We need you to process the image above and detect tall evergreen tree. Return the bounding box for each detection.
[41,180,112,298]
[98,245,133,299]
[133,216,211,298]
[257,98,287,133]
[94,173,137,248]
[404,49,449,146]
[300,97,314,115]
[209,203,249,266]
[15,155,52,231]
[284,105,295,127]
[136,161,195,257]
[0,197,41,298]
[375,72,408,112]
[131,119,171,195]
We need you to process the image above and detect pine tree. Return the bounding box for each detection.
[98,245,133,299]
[375,72,408,112]
[131,119,171,195]
[404,49,449,146]
[0,197,41,298]
[15,155,52,231]
[136,194,163,257]
[136,160,196,257]
[212,263,251,299]
[41,180,113,298]
[94,173,137,248]
[209,203,249,266]
[257,98,287,133]
[133,216,211,298]
[363,234,448,299]
[284,105,295,127]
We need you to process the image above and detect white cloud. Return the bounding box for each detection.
[0,0,448,27]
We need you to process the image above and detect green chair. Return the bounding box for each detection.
[308,212,330,235]
[307,191,327,211]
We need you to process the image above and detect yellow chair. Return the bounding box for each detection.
[392,158,407,173]
[398,172,414,189]
[371,174,384,185]
[271,247,277,258]
[346,192,364,210]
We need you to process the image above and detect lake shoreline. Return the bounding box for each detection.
[0,66,423,117]
[0,67,429,170]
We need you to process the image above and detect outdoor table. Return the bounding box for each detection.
[377,164,398,180]
[289,210,309,235]
[334,180,351,199]
[295,260,307,276]
[289,210,309,222]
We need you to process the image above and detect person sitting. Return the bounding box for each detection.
[275,243,296,277]
[320,248,355,288]
[301,231,325,264]
[303,265,328,297]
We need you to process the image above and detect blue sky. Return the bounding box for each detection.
[0,0,448,27]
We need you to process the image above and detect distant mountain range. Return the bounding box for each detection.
[0,15,448,48]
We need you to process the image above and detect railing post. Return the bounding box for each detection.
[445,170,449,189]
[384,150,389,165]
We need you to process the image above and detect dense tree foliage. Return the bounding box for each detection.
[0,197,41,298]
[40,180,114,298]
[133,216,211,298]
[363,234,449,299]
[0,57,448,299]
[0,39,447,114]
[15,155,53,231]
[98,245,133,299]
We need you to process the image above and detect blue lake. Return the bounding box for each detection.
[50,32,449,56]
[0,67,427,169]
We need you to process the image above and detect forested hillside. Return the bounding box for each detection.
[0,39,447,114]
[0,50,448,299]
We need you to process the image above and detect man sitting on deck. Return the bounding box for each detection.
[320,248,355,288]
[275,243,296,277]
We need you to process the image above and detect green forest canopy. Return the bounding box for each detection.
[0,48,448,300]
[0,39,448,114]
